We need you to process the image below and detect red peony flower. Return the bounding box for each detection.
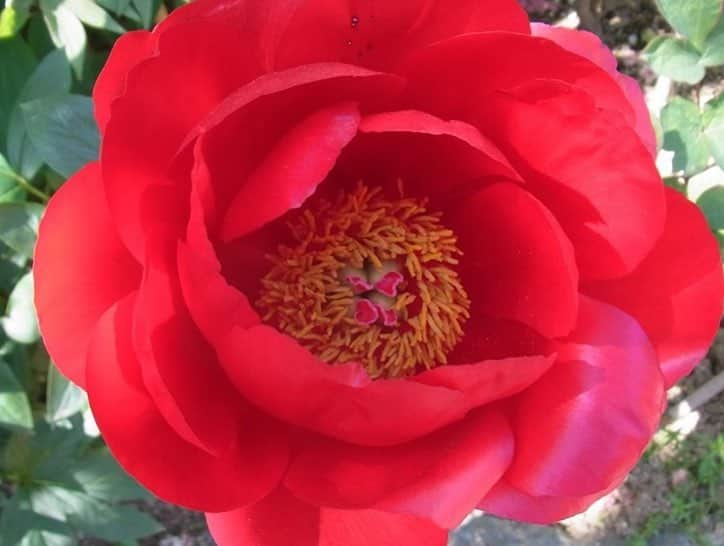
[34,1,723,544]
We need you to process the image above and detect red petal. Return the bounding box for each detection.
[177,240,260,345]
[207,488,448,546]
[215,325,469,446]
[285,409,513,528]
[102,20,263,259]
[401,32,634,127]
[134,231,249,456]
[531,23,656,157]
[207,488,319,546]
[164,0,528,74]
[505,297,665,498]
[452,183,579,338]
[354,109,522,197]
[447,314,554,363]
[34,163,140,387]
[273,0,530,70]
[472,82,664,279]
[220,102,361,242]
[86,294,288,512]
[479,478,618,525]
[585,188,724,387]
[317,508,447,546]
[412,355,556,409]
[93,30,156,134]
[179,63,403,236]
[176,138,262,344]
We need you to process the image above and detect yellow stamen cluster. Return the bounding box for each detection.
[257,184,471,379]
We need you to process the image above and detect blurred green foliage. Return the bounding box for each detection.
[0,0,169,542]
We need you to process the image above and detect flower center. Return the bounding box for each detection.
[257,184,470,379]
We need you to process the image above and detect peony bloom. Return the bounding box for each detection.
[34,1,723,544]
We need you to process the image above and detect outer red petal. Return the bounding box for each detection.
[207,488,320,546]
[284,409,513,528]
[176,139,261,344]
[472,82,664,280]
[585,188,724,387]
[34,163,140,387]
[452,183,579,338]
[215,325,467,446]
[401,32,635,127]
[412,355,555,409]
[86,294,288,512]
[133,232,248,456]
[505,297,665,498]
[220,102,361,242]
[102,20,263,259]
[351,109,522,201]
[92,30,156,134]
[479,478,619,525]
[207,488,448,546]
[177,239,260,342]
[530,23,656,157]
[159,0,528,74]
[272,0,530,71]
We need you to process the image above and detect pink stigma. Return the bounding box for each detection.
[354,299,379,325]
[374,271,404,297]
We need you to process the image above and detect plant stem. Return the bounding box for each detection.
[0,168,50,202]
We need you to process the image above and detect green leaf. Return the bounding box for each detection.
[661,97,711,175]
[26,14,55,59]
[5,51,69,179]
[0,498,75,546]
[0,356,33,431]
[45,362,87,422]
[6,108,43,181]
[644,36,706,84]
[30,486,162,542]
[1,338,34,393]
[0,6,30,37]
[68,503,162,542]
[0,202,44,260]
[64,0,125,33]
[19,530,75,546]
[96,0,134,18]
[72,448,149,502]
[22,418,91,484]
[39,0,87,78]
[2,272,40,344]
[697,186,724,230]
[655,0,723,49]
[701,17,724,66]
[0,36,36,153]
[20,49,72,101]
[21,94,99,178]
[75,48,108,96]
[0,243,26,293]
[0,152,26,202]
[131,0,158,28]
[704,94,724,169]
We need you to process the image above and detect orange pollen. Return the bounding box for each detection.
[257,183,471,379]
